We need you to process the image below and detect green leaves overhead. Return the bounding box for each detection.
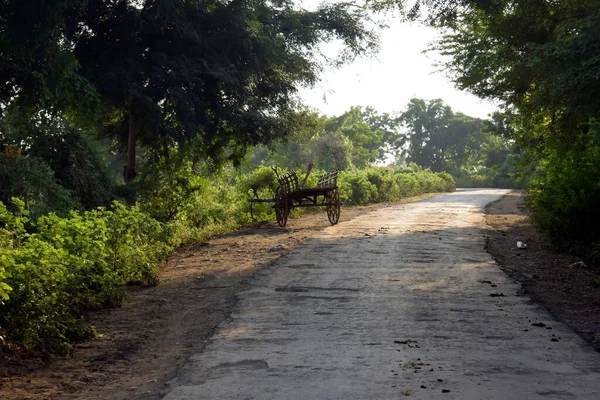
[0,0,96,118]
[72,0,376,161]
[1,0,377,171]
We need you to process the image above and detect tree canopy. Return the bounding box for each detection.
[1,0,378,178]
[398,98,485,172]
[0,0,95,119]
[247,106,403,171]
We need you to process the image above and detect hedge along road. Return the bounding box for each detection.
[162,189,600,400]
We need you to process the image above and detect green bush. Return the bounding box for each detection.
[28,128,117,210]
[136,158,253,244]
[435,171,457,192]
[238,166,279,198]
[136,159,212,223]
[0,160,457,355]
[446,154,529,189]
[339,170,378,205]
[0,199,173,354]
[527,143,600,261]
[338,165,455,206]
[395,171,421,197]
[0,156,77,219]
[366,168,400,202]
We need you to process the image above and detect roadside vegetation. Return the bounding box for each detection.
[0,160,453,355]
[1,0,598,357]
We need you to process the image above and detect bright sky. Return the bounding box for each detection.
[296,5,498,120]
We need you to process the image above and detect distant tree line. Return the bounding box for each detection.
[248,100,523,188]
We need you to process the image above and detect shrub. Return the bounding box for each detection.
[238,166,279,198]
[0,199,172,354]
[136,159,212,223]
[365,168,400,202]
[446,155,529,189]
[395,171,421,197]
[28,128,117,210]
[0,156,77,219]
[0,160,457,355]
[337,165,455,206]
[339,170,378,205]
[527,143,600,261]
[436,171,457,192]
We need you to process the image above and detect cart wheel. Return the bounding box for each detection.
[326,189,341,225]
[275,186,288,227]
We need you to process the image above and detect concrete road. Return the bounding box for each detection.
[163,189,600,400]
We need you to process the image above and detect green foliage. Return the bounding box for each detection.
[393,98,525,189]
[410,0,600,257]
[136,158,212,223]
[339,166,455,206]
[73,0,377,175]
[1,115,117,214]
[339,170,379,205]
[394,171,422,197]
[135,156,251,245]
[238,166,280,199]
[27,125,117,210]
[398,98,485,172]
[527,137,600,262]
[0,156,77,220]
[2,0,378,180]
[365,168,399,202]
[247,106,401,171]
[0,199,172,354]
[0,0,98,119]
[324,106,397,167]
[448,152,530,189]
[0,149,458,355]
[310,133,355,171]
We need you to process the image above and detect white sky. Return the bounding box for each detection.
[296,5,498,120]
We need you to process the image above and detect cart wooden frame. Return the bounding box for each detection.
[273,170,340,227]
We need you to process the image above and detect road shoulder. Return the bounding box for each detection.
[485,191,600,352]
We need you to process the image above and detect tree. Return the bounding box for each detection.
[0,1,97,120]
[324,106,399,167]
[398,98,485,171]
[402,0,600,257]
[246,110,323,169]
[1,1,376,181]
[361,107,404,159]
[444,112,485,168]
[309,132,355,171]
[244,106,400,171]
[71,0,377,180]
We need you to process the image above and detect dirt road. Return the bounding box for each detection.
[163,189,600,400]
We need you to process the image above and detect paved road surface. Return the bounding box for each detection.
[163,189,600,399]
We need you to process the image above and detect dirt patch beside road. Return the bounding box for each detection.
[485,191,600,351]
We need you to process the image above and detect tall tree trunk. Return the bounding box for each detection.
[125,112,137,182]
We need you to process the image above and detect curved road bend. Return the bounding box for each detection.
[163,189,600,400]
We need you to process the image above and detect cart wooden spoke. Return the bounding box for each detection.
[272,170,340,227]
